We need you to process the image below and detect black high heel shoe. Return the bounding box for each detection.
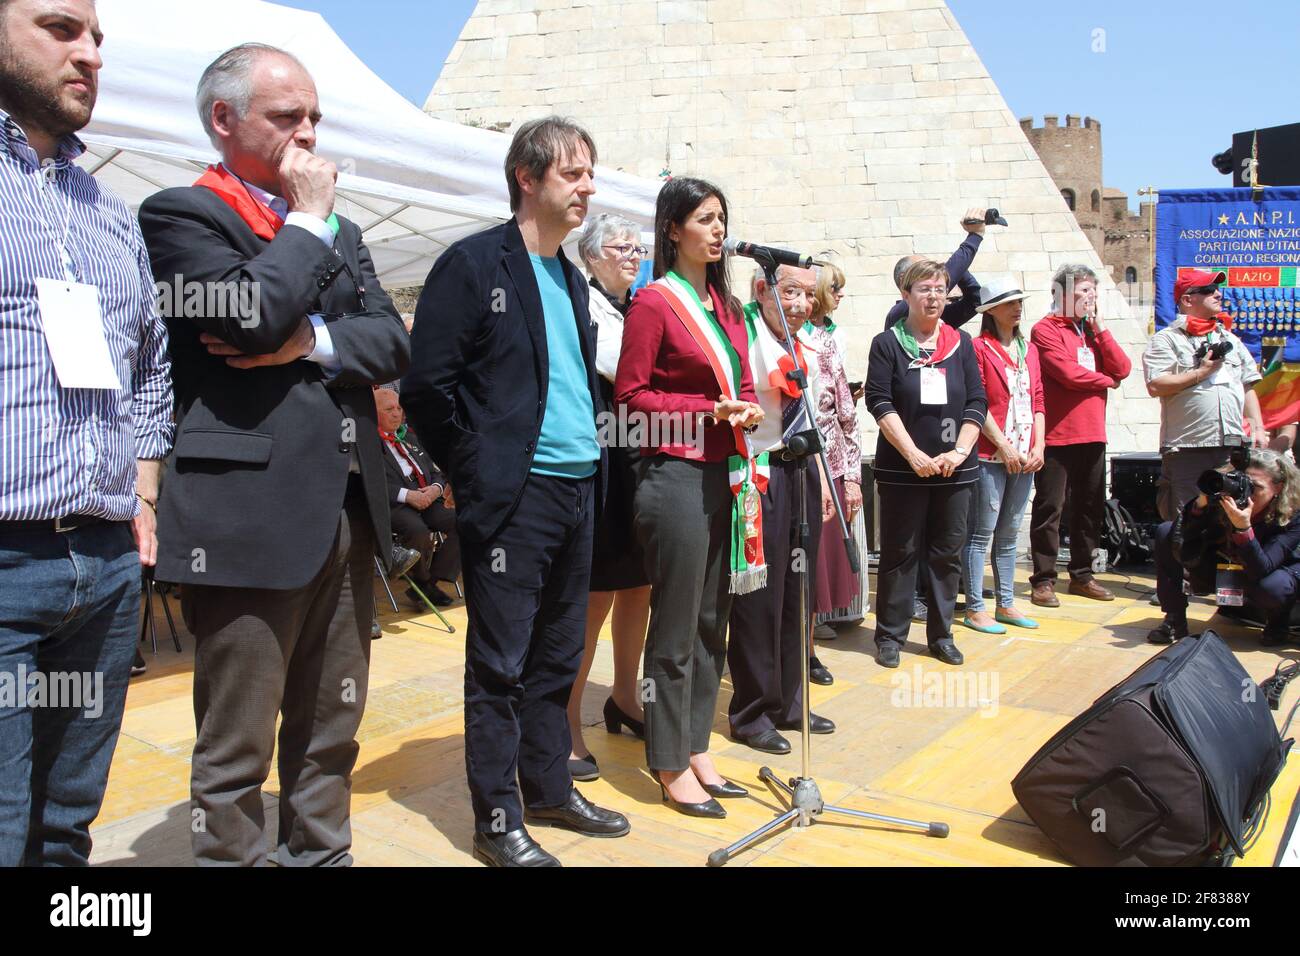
[653,771,725,819]
[701,779,748,799]
[604,696,645,738]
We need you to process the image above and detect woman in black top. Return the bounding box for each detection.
[865,259,987,668]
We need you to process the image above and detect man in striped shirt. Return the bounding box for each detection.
[0,0,174,866]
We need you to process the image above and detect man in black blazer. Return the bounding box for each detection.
[402,116,628,866]
[375,386,459,604]
[138,44,409,866]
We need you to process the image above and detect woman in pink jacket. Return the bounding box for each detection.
[961,277,1047,633]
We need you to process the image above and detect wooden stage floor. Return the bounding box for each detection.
[93,566,1300,867]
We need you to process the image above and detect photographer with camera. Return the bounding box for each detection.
[1148,448,1300,647]
[1143,269,1265,522]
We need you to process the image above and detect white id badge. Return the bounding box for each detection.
[1210,361,1233,387]
[1076,346,1096,372]
[34,279,121,390]
[1012,372,1033,418]
[920,366,947,405]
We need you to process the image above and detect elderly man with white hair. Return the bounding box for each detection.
[726,264,837,756]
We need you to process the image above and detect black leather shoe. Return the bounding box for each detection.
[568,753,599,782]
[809,655,834,685]
[654,773,726,818]
[912,600,928,623]
[775,713,836,735]
[930,638,964,666]
[406,584,452,608]
[730,728,791,754]
[603,696,645,738]
[131,649,147,677]
[525,788,629,838]
[472,828,561,867]
[702,779,749,799]
[389,545,422,579]
[1147,619,1188,645]
[876,640,901,668]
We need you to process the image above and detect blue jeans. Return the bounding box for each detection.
[962,461,1035,613]
[0,521,139,866]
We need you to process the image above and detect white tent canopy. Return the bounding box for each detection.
[82,0,660,289]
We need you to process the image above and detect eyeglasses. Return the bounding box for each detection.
[603,243,648,260]
[912,285,947,299]
[1186,284,1221,296]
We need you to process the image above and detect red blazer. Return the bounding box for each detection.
[1029,314,1132,446]
[971,334,1046,460]
[615,283,757,462]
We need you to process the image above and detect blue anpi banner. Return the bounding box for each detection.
[1156,187,1300,362]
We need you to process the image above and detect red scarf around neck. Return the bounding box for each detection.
[193,164,283,240]
[1185,311,1234,337]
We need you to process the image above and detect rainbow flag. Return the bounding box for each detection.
[1254,358,1300,430]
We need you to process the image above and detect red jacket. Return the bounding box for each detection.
[615,283,757,462]
[1029,314,1131,446]
[971,334,1046,460]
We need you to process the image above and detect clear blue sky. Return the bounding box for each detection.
[285,0,1298,206]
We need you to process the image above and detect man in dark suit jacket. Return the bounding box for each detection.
[402,116,627,866]
[375,386,459,604]
[138,44,409,866]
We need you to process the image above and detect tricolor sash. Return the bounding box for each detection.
[645,272,768,593]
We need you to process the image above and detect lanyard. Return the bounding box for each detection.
[981,332,1026,371]
[39,160,78,281]
[894,321,943,368]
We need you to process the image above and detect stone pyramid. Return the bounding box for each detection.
[425,0,1157,453]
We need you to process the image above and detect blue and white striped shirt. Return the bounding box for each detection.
[0,110,174,521]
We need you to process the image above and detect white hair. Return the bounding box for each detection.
[577,213,639,269]
[196,43,307,149]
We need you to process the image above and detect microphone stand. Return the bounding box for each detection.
[708,253,948,866]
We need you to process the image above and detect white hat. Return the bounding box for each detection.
[975,274,1030,313]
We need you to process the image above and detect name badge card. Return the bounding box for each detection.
[1215,563,1245,607]
[1210,360,1233,387]
[1077,346,1096,373]
[1012,370,1033,418]
[35,279,121,390]
[920,366,947,405]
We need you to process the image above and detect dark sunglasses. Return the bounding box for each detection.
[1186,284,1221,296]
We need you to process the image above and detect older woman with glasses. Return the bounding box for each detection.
[565,214,652,782]
[865,259,987,669]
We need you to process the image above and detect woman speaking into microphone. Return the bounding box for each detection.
[865,259,987,669]
[615,177,763,818]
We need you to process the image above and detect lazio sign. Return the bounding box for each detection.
[1157,187,1300,428]
[1156,187,1300,362]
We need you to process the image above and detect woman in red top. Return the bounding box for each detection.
[960,277,1046,634]
[615,177,763,818]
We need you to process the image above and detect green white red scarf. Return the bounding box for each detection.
[645,272,768,594]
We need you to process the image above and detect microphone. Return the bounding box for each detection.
[723,238,815,270]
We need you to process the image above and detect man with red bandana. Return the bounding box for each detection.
[1143,268,1264,521]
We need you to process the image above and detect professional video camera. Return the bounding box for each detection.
[1196,447,1254,510]
[1192,338,1232,365]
